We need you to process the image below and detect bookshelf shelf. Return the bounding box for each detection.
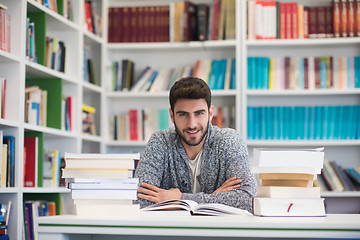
[82,134,103,142]
[246,89,360,96]
[106,140,147,147]
[0,119,20,128]
[22,187,70,193]
[84,31,104,44]
[246,140,360,147]
[321,191,360,198]
[0,188,20,193]
[107,40,237,50]
[83,82,103,93]
[246,38,360,47]
[27,1,79,31]
[24,124,77,138]
[0,51,21,63]
[106,90,237,98]
[25,62,78,84]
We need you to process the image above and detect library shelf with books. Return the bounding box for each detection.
[0,0,106,239]
[240,0,360,214]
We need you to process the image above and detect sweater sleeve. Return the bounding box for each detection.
[133,132,167,208]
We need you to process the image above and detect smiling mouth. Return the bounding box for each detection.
[186,129,199,135]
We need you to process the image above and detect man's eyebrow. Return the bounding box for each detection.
[175,110,189,114]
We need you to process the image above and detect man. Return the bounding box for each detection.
[135,77,256,213]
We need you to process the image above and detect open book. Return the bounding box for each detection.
[141,199,252,216]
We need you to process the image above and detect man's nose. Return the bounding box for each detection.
[187,115,197,128]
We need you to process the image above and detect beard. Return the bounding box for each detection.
[174,121,209,147]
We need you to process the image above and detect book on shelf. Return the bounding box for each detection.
[247,105,360,141]
[108,5,169,43]
[23,137,38,188]
[0,6,10,53]
[248,0,360,40]
[84,0,101,36]
[62,168,134,179]
[82,104,96,136]
[2,136,14,187]
[142,199,252,216]
[0,200,11,236]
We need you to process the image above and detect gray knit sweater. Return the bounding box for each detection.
[134,124,257,213]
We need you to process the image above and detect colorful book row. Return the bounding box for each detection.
[84,0,100,36]
[316,160,360,192]
[110,58,236,92]
[0,7,10,53]
[247,56,360,90]
[247,105,360,140]
[248,0,360,40]
[0,132,15,188]
[109,108,171,142]
[108,5,169,43]
[45,36,66,73]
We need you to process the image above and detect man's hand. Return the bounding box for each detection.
[213,177,242,194]
[137,183,182,203]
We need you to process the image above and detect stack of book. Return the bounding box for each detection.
[62,152,141,216]
[251,148,326,217]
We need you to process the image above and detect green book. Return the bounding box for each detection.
[25,131,44,188]
[26,78,63,130]
[27,12,46,65]
[158,109,169,131]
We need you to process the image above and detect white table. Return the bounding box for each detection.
[36,212,360,240]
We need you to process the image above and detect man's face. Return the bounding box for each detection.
[170,98,214,147]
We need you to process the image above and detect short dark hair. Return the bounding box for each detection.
[169,77,211,112]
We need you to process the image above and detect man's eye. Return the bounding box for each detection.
[196,112,203,116]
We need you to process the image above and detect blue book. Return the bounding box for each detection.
[247,57,255,89]
[263,57,270,89]
[303,106,309,140]
[338,106,344,139]
[25,201,35,240]
[208,60,219,90]
[333,106,341,139]
[3,136,15,187]
[258,57,269,89]
[328,106,336,140]
[319,57,327,89]
[299,58,304,89]
[322,106,329,140]
[350,105,359,139]
[355,56,360,88]
[158,109,169,131]
[216,59,227,90]
[308,106,315,140]
[267,107,274,140]
[83,47,89,82]
[277,106,284,140]
[273,107,278,140]
[247,107,254,140]
[254,107,260,140]
[230,58,236,89]
[260,106,266,140]
[357,106,360,139]
[283,106,291,140]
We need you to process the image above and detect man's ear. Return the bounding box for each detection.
[169,107,175,123]
[209,105,214,122]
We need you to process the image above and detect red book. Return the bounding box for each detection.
[355,0,360,36]
[340,0,348,37]
[303,6,310,38]
[183,1,196,41]
[325,6,334,37]
[285,3,292,39]
[122,7,131,42]
[304,57,309,89]
[24,137,38,187]
[143,6,150,42]
[333,0,341,37]
[84,1,93,33]
[308,6,318,38]
[314,57,321,88]
[154,6,161,42]
[137,6,144,42]
[279,3,286,39]
[114,7,123,42]
[149,6,156,42]
[128,109,138,141]
[130,7,138,42]
[291,2,298,39]
[348,0,355,37]
[164,6,170,42]
[67,96,72,131]
[107,7,114,42]
[211,0,221,40]
[317,7,326,38]
[284,57,290,89]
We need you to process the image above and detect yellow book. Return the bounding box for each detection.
[82,104,96,113]
[1,144,7,187]
[268,58,274,90]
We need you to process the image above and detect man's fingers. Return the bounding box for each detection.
[137,193,158,203]
[137,187,157,196]
[140,182,161,192]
